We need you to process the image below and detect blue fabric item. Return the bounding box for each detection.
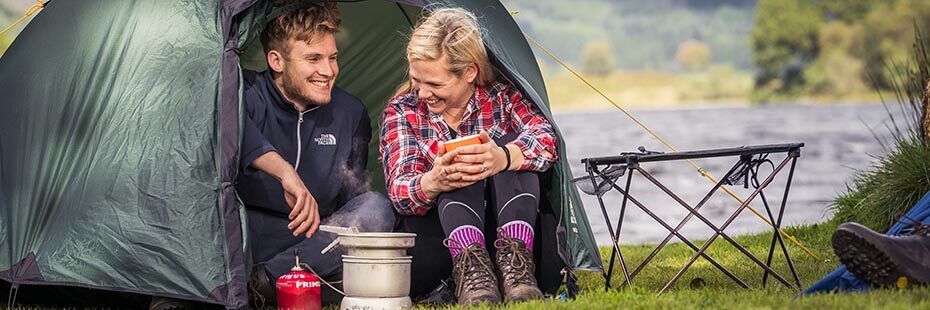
[801,191,930,295]
[236,70,372,218]
[250,192,395,278]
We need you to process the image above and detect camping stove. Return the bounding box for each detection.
[341,296,412,309]
[319,226,416,310]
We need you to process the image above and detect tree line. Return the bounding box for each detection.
[751,0,930,102]
[506,0,757,73]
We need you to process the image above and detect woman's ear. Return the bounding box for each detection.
[465,63,478,84]
[267,50,285,73]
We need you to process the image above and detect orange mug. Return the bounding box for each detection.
[443,134,482,153]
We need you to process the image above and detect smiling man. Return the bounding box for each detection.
[235,2,394,307]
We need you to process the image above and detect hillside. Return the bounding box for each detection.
[502,0,757,72]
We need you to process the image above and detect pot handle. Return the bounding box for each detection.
[319,225,359,234]
[321,238,340,254]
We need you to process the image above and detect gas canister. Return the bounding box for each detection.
[275,254,321,310]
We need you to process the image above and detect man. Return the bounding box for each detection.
[237,2,394,306]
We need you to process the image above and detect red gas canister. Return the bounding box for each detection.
[276,255,321,310]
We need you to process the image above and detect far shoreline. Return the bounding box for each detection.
[551,100,885,115]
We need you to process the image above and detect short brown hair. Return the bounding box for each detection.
[261,2,341,55]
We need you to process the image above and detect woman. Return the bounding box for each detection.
[379,8,558,305]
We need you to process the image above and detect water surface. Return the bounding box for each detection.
[555,103,905,245]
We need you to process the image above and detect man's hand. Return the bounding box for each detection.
[251,151,320,238]
[282,173,320,238]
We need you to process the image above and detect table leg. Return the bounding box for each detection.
[599,170,750,289]
[621,160,744,286]
[587,164,632,291]
[651,157,796,294]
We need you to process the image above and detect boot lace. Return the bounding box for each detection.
[494,234,536,287]
[905,223,930,236]
[444,239,498,298]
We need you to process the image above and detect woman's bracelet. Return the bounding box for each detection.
[500,145,511,171]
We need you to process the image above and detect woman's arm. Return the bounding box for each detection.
[449,85,558,181]
[501,86,559,171]
[380,103,475,216]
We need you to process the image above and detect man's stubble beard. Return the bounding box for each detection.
[282,72,330,107]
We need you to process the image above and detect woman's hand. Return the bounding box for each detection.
[451,131,508,182]
[421,142,478,199]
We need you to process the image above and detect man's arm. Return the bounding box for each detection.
[241,114,277,172]
[251,151,320,238]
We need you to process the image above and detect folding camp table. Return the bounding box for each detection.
[579,143,804,294]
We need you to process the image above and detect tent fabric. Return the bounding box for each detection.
[800,191,930,295]
[0,0,602,307]
[0,0,239,307]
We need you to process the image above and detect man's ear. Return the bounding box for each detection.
[465,63,478,84]
[267,50,285,73]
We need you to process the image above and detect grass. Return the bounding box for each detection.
[830,28,930,232]
[543,69,754,111]
[13,221,930,309]
[832,137,930,231]
[541,68,884,112]
[423,220,930,309]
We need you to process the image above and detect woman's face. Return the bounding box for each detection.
[408,57,477,115]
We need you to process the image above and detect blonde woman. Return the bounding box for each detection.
[380,8,557,305]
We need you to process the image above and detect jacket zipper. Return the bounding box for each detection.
[293,106,319,171]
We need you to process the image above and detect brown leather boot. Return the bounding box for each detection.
[494,236,543,302]
[446,240,502,305]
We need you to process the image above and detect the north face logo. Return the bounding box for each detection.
[315,134,336,146]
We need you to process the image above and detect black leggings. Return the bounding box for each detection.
[398,170,541,297]
[437,169,539,236]
[398,133,542,296]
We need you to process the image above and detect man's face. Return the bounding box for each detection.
[275,33,339,107]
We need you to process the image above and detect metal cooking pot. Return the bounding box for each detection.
[320,226,416,258]
[341,255,412,297]
[335,232,416,258]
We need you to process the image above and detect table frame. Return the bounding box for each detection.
[580,143,805,294]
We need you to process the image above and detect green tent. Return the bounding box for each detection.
[0,0,601,308]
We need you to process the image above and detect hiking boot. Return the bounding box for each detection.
[494,236,543,302]
[248,264,276,308]
[446,240,502,305]
[832,222,930,287]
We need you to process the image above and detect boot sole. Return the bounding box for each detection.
[832,229,923,287]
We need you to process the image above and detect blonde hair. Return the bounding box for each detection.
[261,3,341,56]
[396,8,494,95]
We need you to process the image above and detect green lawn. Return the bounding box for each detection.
[541,70,884,112]
[432,221,930,309]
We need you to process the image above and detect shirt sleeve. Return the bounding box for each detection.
[379,102,433,216]
[240,112,277,172]
[504,87,559,171]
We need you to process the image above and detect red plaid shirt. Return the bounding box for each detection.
[379,81,558,216]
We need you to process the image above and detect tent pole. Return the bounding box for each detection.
[6,283,18,308]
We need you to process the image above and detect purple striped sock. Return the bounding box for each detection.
[499,221,535,251]
[448,225,486,258]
